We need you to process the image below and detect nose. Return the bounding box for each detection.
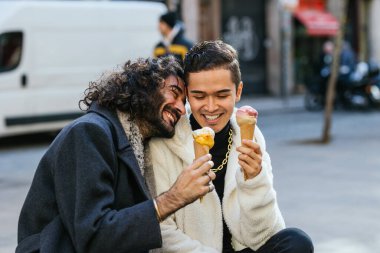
[175,99,186,115]
[205,97,217,112]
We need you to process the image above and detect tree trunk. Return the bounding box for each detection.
[322,0,349,143]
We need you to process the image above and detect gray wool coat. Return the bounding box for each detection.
[17,103,162,253]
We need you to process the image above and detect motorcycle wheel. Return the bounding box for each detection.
[305,91,324,111]
[369,85,380,108]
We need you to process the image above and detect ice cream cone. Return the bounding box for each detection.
[239,120,256,143]
[236,106,258,181]
[192,127,215,203]
[193,141,210,159]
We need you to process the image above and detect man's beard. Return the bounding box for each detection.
[141,94,181,139]
[147,105,180,138]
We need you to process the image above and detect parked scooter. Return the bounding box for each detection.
[304,60,380,111]
[366,61,380,107]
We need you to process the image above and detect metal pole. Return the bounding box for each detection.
[281,7,292,106]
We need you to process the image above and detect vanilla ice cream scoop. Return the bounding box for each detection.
[192,127,215,153]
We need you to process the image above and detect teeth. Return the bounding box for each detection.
[205,114,220,120]
[166,111,174,122]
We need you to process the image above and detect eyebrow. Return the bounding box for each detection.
[169,83,184,94]
[189,89,232,94]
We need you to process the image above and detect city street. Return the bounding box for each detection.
[257,108,380,253]
[1,97,379,253]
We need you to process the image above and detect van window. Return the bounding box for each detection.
[0,32,23,72]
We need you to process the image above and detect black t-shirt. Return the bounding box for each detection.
[190,115,234,252]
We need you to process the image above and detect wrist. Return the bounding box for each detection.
[155,190,185,221]
[153,198,163,223]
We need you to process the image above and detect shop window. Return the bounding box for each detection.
[0,32,23,72]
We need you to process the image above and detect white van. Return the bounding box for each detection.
[0,1,165,137]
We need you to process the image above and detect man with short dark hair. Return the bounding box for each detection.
[154,11,193,60]
[17,56,216,253]
[150,41,314,252]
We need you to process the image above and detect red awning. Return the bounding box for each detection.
[294,9,339,36]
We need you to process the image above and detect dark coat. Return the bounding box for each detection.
[154,29,193,60]
[17,103,162,253]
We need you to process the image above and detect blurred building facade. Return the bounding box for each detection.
[76,0,380,96]
[161,0,380,97]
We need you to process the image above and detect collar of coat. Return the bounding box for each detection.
[87,103,153,198]
[162,23,181,47]
[117,110,146,176]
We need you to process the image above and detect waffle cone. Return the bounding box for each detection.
[193,141,211,203]
[239,123,255,181]
[239,124,255,142]
[193,141,210,159]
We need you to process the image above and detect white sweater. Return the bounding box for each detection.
[149,112,285,252]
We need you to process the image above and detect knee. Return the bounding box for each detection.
[284,227,314,253]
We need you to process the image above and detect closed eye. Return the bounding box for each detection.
[216,90,231,98]
[170,86,179,98]
[189,90,206,99]
[170,85,184,98]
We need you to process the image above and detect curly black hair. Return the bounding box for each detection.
[79,56,184,120]
[183,40,241,87]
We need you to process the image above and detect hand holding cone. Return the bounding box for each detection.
[192,127,215,202]
[236,106,258,180]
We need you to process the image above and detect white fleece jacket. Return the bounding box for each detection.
[149,112,285,252]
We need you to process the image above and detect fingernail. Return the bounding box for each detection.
[208,161,214,167]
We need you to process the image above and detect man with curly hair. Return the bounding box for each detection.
[17,56,216,253]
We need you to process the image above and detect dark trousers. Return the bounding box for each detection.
[235,228,314,253]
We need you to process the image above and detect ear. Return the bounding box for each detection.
[236,82,243,102]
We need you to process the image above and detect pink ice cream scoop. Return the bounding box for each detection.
[236,106,258,125]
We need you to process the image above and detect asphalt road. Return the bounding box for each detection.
[0,104,379,253]
[258,109,380,253]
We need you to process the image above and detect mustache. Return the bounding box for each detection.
[164,105,182,124]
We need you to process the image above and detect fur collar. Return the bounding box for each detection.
[116,110,157,197]
[117,110,145,176]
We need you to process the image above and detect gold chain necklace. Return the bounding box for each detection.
[212,129,233,173]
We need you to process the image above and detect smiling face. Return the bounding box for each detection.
[187,68,243,133]
[148,75,186,138]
